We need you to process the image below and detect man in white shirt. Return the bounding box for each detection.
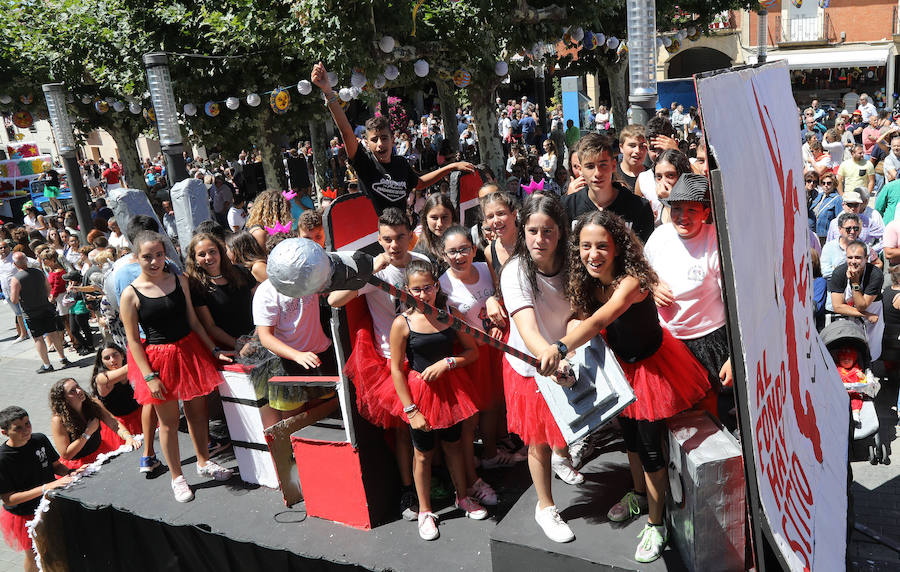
[210,174,233,227]
[858,93,878,125]
[0,241,29,341]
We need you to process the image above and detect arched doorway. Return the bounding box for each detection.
[667,48,732,79]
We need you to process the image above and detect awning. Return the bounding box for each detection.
[746,45,893,70]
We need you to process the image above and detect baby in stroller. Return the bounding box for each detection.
[822,319,884,463]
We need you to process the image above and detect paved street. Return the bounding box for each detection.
[0,301,897,570]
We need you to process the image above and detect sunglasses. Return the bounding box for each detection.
[843,226,861,232]
[822,180,835,185]
[805,179,818,184]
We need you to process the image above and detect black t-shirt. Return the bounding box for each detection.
[190,266,255,339]
[286,155,311,190]
[0,433,59,516]
[349,148,420,215]
[828,262,883,301]
[561,183,655,243]
[46,170,60,187]
[615,163,637,192]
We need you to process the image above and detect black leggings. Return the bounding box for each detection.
[409,422,462,453]
[619,417,666,473]
[69,312,93,350]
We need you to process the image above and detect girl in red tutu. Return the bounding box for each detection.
[545,210,710,563]
[120,231,233,503]
[0,406,74,572]
[439,225,511,507]
[389,259,487,541]
[90,342,160,475]
[49,378,137,471]
[500,194,580,544]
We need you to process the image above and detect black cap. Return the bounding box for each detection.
[63,271,82,282]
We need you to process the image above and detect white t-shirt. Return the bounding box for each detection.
[227,207,247,231]
[644,223,725,339]
[108,232,129,251]
[500,256,570,377]
[439,262,495,331]
[357,251,430,358]
[636,170,663,224]
[252,279,331,354]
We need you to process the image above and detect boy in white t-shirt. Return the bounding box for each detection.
[327,207,427,522]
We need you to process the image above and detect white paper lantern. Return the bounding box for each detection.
[297,80,312,95]
[677,29,687,41]
[267,238,332,298]
[246,93,261,107]
[662,36,672,47]
[687,26,697,36]
[494,61,509,76]
[350,71,367,89]
[379,35,395,53]
[372,74,387,89]
[183,103,197,116]
[226,97,240,110]
[595,33,606,46]
[571,27,584,42]
[0,95,12,104]
[81,95,92,104]
[327,71,338,87]
[656,37,664,49]
[606,37,619,50]
[129,102,142,114]
[413,59,429,77]
[384,64,400,81]
[112,100,126,112]
[350,86,362,99]
[338,88,353,102]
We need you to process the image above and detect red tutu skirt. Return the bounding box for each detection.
[127,331,223,405]
[502,358,566,449]
[616,329,711,421]
[343,328,403,429]
[399,368,479,429]
[1,510,30,552]
[115,407,143,436]
[59,422,123,470]
[464,344,505,410]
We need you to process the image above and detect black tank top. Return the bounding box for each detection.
[99,382,140,417]
[132,279,192,344]
[489,240,503,277]
[405,317,457,372]
[605,295,664,363]
[71,428,101,460]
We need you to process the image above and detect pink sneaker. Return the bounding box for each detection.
[456,496,488,520]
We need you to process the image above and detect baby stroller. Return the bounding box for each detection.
[821,320,885,464]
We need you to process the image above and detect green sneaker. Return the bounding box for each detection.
[430,476,452,501]
[635,522,667,563]
[607,490,649,522]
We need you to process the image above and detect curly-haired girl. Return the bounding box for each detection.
[541,209,709,563]
[245,189,293,250]
[50,378,136,471]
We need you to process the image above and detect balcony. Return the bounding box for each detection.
[774,13,836,47]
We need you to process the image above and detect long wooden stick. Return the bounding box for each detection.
[367,275,542,368]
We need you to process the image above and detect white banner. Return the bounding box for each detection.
[697,61,848,571]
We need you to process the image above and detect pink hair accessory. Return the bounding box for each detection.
[265,221,292,235]
[282,189,297,200]
[521,178,544,195]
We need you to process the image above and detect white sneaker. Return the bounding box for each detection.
[468,478,498,506]
[197,460,233,481]
[171,476,194,503]
[534,503,574,543]
[635,522,667,563]
[418,511,440,541]
[568,438,595,469]
[551,453,584,485]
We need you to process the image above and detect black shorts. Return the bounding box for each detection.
[619,417,666,473]
[25,312,63,337]
[409,422,463,453]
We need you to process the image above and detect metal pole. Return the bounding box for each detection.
[626,0,658,126]
[757,9,768,64]
[142,52,189,187]
[41,83,93,243]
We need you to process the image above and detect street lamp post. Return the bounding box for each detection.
[41,83,93,243]
[757,9,768,64]
[626,0,658,126]
[142,52,189,187]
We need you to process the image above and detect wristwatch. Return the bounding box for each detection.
[555,340,568,358]
[852,283,861,291]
